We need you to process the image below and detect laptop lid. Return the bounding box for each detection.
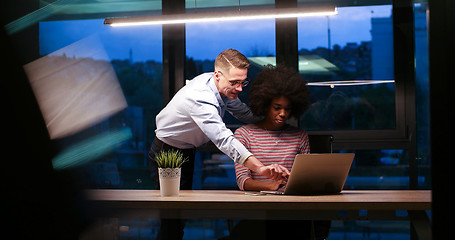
[283,153,355,195]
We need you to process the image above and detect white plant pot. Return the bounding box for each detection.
[158,168,181,197]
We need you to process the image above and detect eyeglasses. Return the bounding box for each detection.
[217,71,249,87]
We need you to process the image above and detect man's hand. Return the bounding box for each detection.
[243,156,290,181]
[257,164,290,181]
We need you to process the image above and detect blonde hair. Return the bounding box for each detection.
[214,49,250,72]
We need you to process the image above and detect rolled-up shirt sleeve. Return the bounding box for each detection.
[189,98,252,164]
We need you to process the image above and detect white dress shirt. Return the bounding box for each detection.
[155,72,260,164]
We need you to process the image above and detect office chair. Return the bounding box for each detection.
[308,134,334,154]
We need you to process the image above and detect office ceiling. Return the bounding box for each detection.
[38,0,394,20]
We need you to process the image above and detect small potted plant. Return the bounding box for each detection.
[154,149,188,197]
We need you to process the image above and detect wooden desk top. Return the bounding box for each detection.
[85,189,431,211]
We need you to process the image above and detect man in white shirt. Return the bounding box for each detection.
[150,49,289,239]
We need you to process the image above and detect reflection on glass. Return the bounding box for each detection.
[38,19,163,188]
[24,35,127,139]
[52,127,132,170]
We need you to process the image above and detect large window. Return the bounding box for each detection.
[298,5,395,131]
[294,3,426,239]
[296,4,417,189]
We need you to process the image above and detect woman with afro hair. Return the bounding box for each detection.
[248,64,311,122]
[234,64,311,192]
[230,65,330,240]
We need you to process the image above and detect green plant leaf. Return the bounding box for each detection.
[154,149,188,168]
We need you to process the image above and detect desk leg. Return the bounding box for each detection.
[409,211,432,240]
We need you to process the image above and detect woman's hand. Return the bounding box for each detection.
[243,156,290,181]
[243,178,286,191]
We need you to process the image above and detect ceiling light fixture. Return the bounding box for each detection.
[104,5,337,27]
[307,80,395,88]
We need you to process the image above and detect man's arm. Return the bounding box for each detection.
[243,155,290,181]
[226,98,263,123]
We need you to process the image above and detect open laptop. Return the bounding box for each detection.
[261,153,355,195]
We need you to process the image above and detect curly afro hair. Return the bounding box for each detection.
[248,65,310,119]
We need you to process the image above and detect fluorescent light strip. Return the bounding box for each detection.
[105,6,337,27]
[307,80,395,87]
